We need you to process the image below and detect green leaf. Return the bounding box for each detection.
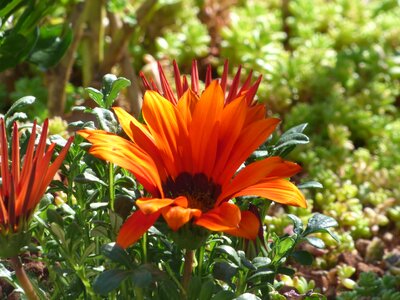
[91,107,118,132]
[0,29,39,71]
[92,269,131,295]
[213,261,238,283]
[274,132,309,151]
[252,257,272,269]
[291,250,314,265]
[277,266,295,276]
[303,213,339,241]
[284,123,308,134]
[216,245,241,267]
[199,279,216,300]
[131,266,153,288]
[188,276,202,300]
[234,293,261,300]
[212,290,235,300]
[287,214,303,235]
[238,251,256,270]
[247,269,274,281]
[305,236,325,249]
[86,87,104,107]
[5,96,35,118]
[298,181,323,189]
[74,171,107,186]
[28,24,73,68]
[101,243,132,268]
[272,237,296,264]
[105,76,131,108]
[0,263,12,282]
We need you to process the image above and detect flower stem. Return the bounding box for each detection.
[109,162,115,210]
[182,250,194,292]
[10,256,39,300]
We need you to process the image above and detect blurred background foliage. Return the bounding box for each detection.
[1,0,400,296]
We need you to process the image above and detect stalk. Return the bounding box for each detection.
[109,162,115,210]
[182,250,194,292]
[10,256,39,300]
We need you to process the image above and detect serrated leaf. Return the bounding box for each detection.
[216,245,241,266]
[92,269,131,295]
[101,243,132,267]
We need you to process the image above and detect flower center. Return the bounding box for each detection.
[163,172,221,212]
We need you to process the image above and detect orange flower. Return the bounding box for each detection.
[79,64,306,249]
[0,119,73,237]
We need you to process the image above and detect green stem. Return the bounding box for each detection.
[10,256,39,300]
[164,262,186,297]
[182,250,194,292]
[197,246,205,276]
[109,162,115,210]
[142,232,148,263]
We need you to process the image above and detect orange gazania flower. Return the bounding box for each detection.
[0,119,73,236]
[79,71,306,249]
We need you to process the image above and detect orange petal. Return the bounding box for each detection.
[223,210,260,240]
[218,118,280,185]
[212,96,247,183]
[232,179,307,208]
[136,196,188,214]
[113,107,150,142]
[78,129,163,197]
[217,157,301,204]
[142,91,188,177]
[189,80,224,175]
[244,104,266,126]
[116,210,160,249]
[176,89,199,126]
[194,202,241,231]
[161,206,201,231]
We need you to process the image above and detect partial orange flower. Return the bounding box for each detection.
[140,60,261,106]
[79,63,306,250]
[0,119,73,255]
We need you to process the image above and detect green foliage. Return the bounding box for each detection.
[0,0,72,71]
[338,272,400,300]
[221,0,400,255]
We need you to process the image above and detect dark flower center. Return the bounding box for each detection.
[163,172,221,212]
